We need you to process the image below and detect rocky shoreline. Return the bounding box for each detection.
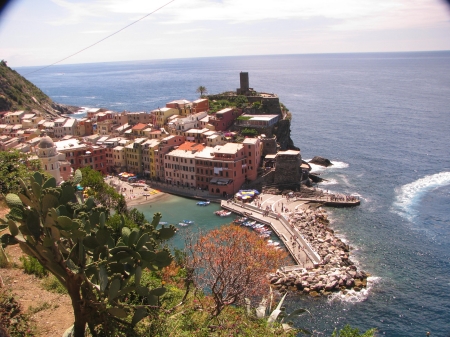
[267,205,369,297]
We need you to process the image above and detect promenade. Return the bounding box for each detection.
[221,195,322,270]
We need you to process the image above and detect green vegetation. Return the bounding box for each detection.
[208,95,249,113]
[80,166,127,214]
[0,170,176,337]
[237,115,252,121]
[332,325,377,337]
[0,288,35,337]
[0,168,376,336]
[42,274,68,294]
[196,86,207,97]
[0,150,43,196]
[20,255,48,278]
[28,301,54,315]
[0,60,55,113]
[242,128,259,136]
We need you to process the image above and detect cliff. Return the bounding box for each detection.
[273,119,299,151]
[0,60,78,116]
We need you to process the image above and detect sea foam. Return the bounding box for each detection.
[328,276,381,303]
[306,160,349,173]
[393,172,450,222]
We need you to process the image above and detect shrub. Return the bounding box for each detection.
[42,275,67,294]
[0,288,35,337]
[20,256,48,278]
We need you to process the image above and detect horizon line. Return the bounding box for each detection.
[11,49,450,70]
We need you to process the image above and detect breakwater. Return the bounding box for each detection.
[221,194,368,297]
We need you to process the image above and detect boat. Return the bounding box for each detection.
[159,221,168,225]
[182,220,194,224]
[178,222,189,227]
[214,210,232,217]
[267,240,280,246]
[196,200,210,206]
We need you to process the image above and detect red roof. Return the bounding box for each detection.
[131,123,147,130]
[178,141,205,151]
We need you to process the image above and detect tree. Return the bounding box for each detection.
[0,170,176,337]
[196,86,207,97]
[0,150,42,196]
[187,224,289,318]
[79,166,127,214]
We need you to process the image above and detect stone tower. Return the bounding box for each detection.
[237,72,250,95]
[240,72,249,93]
[37,135,61,184]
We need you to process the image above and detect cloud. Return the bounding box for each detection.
[95,0,449,30]
[48,0,100,25]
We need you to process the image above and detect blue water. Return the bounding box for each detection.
[16,52,450,336]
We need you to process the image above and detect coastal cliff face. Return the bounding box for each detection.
[273,119,299,151]
[0,60,78,117]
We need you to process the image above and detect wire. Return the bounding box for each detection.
[25,0,176,76]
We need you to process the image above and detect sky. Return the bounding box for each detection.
[0,0,449,67]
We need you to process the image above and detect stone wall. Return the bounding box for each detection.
[261,136,278,156]
[274,152,302,189]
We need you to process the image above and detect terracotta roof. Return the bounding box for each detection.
[178,141,205,151]
[131,123,147,130]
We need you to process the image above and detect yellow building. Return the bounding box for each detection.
[151,107,178,128]
[124,138,146,176]
[141,139,160,179]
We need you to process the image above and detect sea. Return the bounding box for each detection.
[16,51,450,336]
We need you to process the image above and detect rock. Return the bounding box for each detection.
[309,291,320,297]
[309,156,333,167]
[354,279,364,288]
[346,279,355,288]
[274,278,284,285]
[325,280,339,291]
[303,287,310,294]
[309,173,324,183]
[270,277,279,284]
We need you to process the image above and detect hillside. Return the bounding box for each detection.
[0,60,78,116]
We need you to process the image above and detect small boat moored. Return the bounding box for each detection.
[214,210,232,217]
[196,200,211,206]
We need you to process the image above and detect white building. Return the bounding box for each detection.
[37,135,61,184]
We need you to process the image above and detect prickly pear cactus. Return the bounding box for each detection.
[0,170,176,336]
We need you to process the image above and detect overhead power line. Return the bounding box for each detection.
[25,0,176,76]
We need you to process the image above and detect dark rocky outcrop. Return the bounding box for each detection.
[309,173,324,183]
[52,102,80,115]
[309,156,333,167]
[273,119,299,151]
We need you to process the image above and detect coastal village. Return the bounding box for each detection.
[1,72,366,299]
[0,72,307,197]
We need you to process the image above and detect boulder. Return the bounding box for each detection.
[309,291,321,297]
[309,156,333,167]
[354,279,364,288]
[346,279,355,288]
[325,280,339,291]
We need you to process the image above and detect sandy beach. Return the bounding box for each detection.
[104,176,170,208]
[127,190,170,207]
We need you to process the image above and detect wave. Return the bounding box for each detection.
[328,276,381,303]
[393,172,450,222]
[318,179,338,186]
[305,159,349,173]
[330,161,349,169]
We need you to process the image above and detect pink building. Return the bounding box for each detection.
[208,108,242,131]
[195,143,247,197]
[243,137,262,181]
